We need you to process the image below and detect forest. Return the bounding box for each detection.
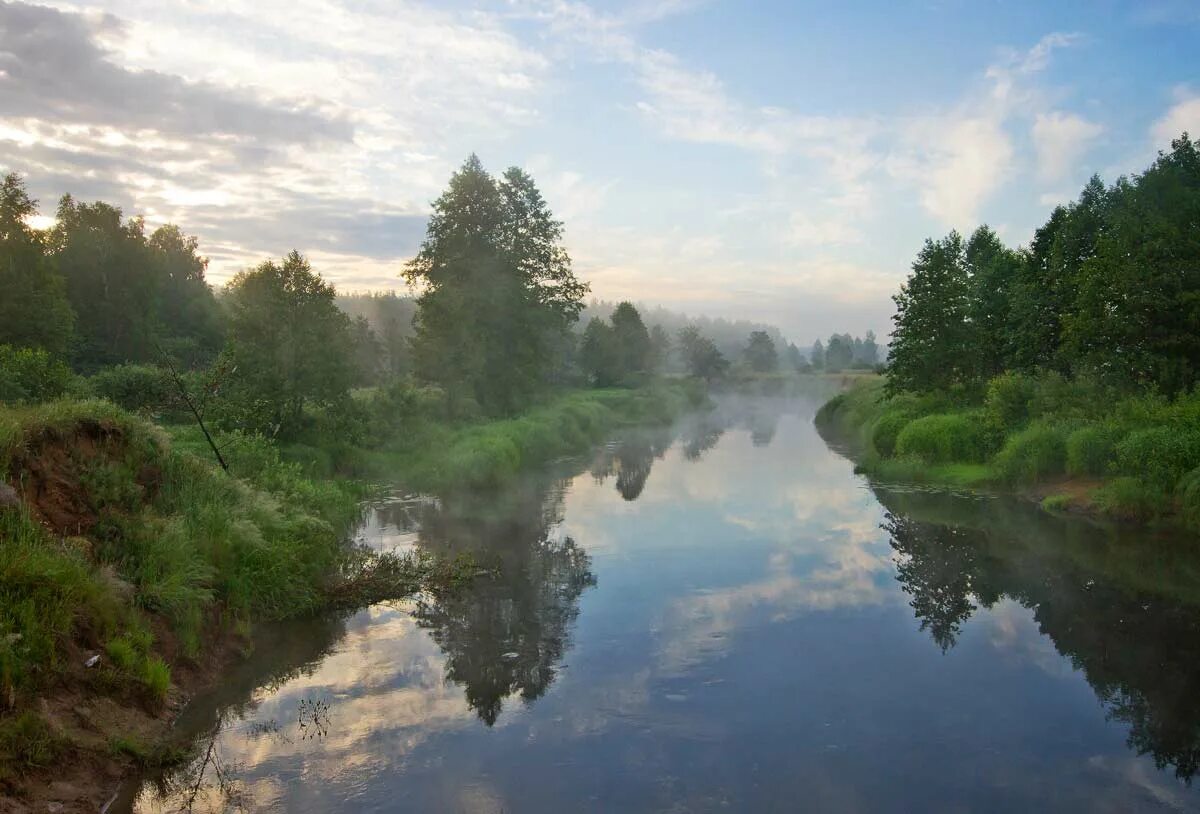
[819,133,1200,525]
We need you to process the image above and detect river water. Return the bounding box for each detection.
[122,393,1200,812]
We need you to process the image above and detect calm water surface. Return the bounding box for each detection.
[124,394,1200,812]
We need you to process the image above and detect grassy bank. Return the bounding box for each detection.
[816,374,1200,528]
[0,381,700,800]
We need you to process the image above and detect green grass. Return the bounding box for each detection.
[818,372,1200,528]
[0,712,63,777]
[1041,494,1073,512]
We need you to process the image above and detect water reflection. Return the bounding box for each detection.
[408,482,597,724]
[124,394,1200,812]
[877,487,1200,782]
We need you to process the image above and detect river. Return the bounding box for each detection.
[119,393,1200,812]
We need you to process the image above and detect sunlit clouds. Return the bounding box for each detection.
[1,0,1193,341]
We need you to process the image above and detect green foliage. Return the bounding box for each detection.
[0,345,73,403]
[1177,468,1200,530]
[0,711,63,774]
[677,325,730,382]
[405,156,588,415]
[140,656,170,703]
[220,251,354,437]
[870,410,912,458]
[886,231,976,395]
[87,364,173,413]
[105,636,138,671]
[983,371,1035,431]
[1113,427,1200,491]
[1065,425,1119,477]
[894,412,989,464]
[743,330,778,373]
[1096,477,1171,521]
[1041,494,1072,512]
[994,423,1068,483]
[580,303,653,386]
[0,174,75,357]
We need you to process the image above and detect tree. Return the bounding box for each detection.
[349,315,383,386]
[579,317,619,387]
[609,301,651,378]
[965,225,1021,380]
[825,333,854,372]
[221,251,353,436]
[743,330,778,372]
[405,156,587,415]
[858,330,879,366]
[810,339,825,370]
[148,224,223,367]
[648,324,671,372]
[1064,135,1200,394]
[887,231,975,395]
[0,174,74,356]
[678,325,729,381]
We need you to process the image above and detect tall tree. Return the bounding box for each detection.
[743,330,778,372]
[406,156,587,414]
[579,317,619,387]
[810,339,825,370]
[609,301,651,378]
[887,232,974,395]
[221,251,353,436]
[0,174,74,356]
[965,225,1020,379]
[678,325,729,382]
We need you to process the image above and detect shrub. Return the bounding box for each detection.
[87,365,173,413]
[894,412,989,463]
[1065,425,1119,477]
[994,423,1068,483]
[869,410,912,458]
[984,371,1035,431]
[1114,427,1200,490]
[0,346,73,403]
[1096,477,1171,521]
[1041,494,1072,512]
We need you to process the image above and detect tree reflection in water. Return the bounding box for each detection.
[880,495,1200,782]
[408,475,597,725]
[590,427,672,501]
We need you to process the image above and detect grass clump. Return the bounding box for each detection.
[894,413,989,464]
[1113,427,1200,491]
[1066,425,1120,477]
[869,410,912,458]
[1041,494,1072,512]
[1096,477,1172,521]
[140,656,170,703]
[0,712,63,776]
[994,423,1068,483]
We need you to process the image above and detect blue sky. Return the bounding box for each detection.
[1,0,1197,343]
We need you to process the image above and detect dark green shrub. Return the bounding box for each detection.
[1065,425,1119,477]
[0,346,73,403]
[869,410,912,458]
[1114,427,1200,490]
[994,423,1068,483]
[894,412,988,463]
[984,371,1035,430]
[87,365,173,413]
[1178,467,1200,530]
[1096,476,1171,521]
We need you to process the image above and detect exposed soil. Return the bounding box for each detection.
[0,422,243,813]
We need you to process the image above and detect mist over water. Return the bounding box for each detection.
[125,394,1200,812]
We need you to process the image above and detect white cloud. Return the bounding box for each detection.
[1032,112,1102,182]
[1153,89,1200,146]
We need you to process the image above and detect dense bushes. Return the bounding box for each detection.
[895,413,989,463]
[0,345,74,403]
[818,372,1200,528]
[86,364,174,413]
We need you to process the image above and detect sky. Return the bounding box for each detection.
[1,0,1197,343]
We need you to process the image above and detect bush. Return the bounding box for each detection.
[0,346,73,403]
[1178,467,1200,530]
[105,637,138,671]
[869,410,912,458]
[1096,477,1171,521]
[894,412,989,463]
[87,365,173,413]
[1065,425,1119,477]
[1114,427,1200,490]
[994,423,1068,483]
[984,371,1035,431]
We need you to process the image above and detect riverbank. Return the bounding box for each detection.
[0,382,701,810]
[815,376,1200,530]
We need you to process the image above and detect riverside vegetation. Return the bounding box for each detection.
[817,134,1200,527]
[0,156,705,801]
